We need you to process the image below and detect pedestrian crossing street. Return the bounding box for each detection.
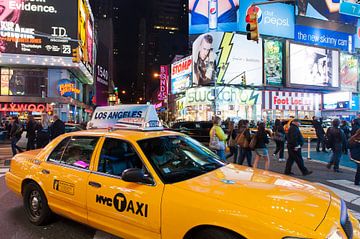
[317,180,360,220]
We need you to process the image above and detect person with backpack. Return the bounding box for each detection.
[252,122,270,171]
[226,121,237,161]
[209,116,227,161]
[9,116,23,156]
[326,118,347,173]
[349,129,360,185]
[272,119,286,162]
[236,120,252,167]
[284,119,312,176]
[312,116,327,152]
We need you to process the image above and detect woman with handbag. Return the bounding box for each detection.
[252,122,270,171]
[226,121,237,161]
[349,129,360,186]
[236,120,252,166]
[272,119,286,162]
[209,116,227,161]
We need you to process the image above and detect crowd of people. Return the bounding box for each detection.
[1,114,66,156]
[209,116,360,186]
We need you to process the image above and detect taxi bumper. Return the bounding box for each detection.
[5,171,22,197]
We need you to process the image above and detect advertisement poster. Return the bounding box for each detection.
[238,0,294,39]
[264,40,283,86]
[296,0,357,24]
[323,92,351,110]
[0,0,77,56]
[171,56,193,94]
[289,43,339,88]
[340,53,358,92]
[188,0,240,35]
[192,32,263,86]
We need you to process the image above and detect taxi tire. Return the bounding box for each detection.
[23,182,52,226]
[191,228,243,239]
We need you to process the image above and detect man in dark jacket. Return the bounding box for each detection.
[285,119,312,176]
[26,115,36,150]
[326,119,347,173]
[312,116,327,152]
[351,118,360,136]
[50,115,65,140]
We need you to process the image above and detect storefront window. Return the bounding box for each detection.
[0,68,47,96]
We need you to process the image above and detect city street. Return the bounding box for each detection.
[0,141,359,239]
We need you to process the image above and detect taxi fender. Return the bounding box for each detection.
[21,174,46,195]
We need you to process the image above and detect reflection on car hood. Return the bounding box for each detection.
[174,164,331,230]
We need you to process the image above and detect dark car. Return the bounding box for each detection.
[171,121,221,145]
[65,123,85,133]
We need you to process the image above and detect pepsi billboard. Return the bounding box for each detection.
[189,0,240,35]
[238,0,295,39]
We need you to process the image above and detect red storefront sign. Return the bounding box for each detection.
[0,103,53,112]
[158,65,169,101]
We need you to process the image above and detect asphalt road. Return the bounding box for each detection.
[0,142,359,239]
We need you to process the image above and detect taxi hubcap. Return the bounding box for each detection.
[29,191,41,217]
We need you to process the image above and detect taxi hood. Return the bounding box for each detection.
[174,164,331,231]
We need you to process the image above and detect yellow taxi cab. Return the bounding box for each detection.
[284,118,326,140]
[5,105,360,239]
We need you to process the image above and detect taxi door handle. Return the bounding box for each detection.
[41,169,50,175]
[89,181,101,188]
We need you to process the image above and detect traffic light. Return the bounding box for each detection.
[72,48,80,63]
[246,10,259,42]
[241,74,246,86]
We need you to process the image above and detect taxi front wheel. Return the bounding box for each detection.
[191,228,243,239]
[23,182,52,226]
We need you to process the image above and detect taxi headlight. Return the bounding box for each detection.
[327,228,346,239]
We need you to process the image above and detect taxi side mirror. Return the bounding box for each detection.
[122,168,154,185]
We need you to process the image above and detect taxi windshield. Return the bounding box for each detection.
[138,135,226,184]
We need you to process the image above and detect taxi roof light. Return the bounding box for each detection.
[87,104,164,131]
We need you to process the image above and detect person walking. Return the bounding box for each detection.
[326,119,347,173]
[253,122,270,171]
[340,120,351,154]
[351,118,360,136]
[26,115,36,150]
[272,119,286,162]
[36,113,50,148]
[226,121,237,161]
[50,115,65,140]
[349,129,360,185]
[312,116,327,152]
[236,120,252,167]
[9,116,23,156]
[284,119,312,176]
[209,116,227,161]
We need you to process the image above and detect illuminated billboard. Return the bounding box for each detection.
[78,0,94,74]
[289,43,339,89]
[340,53,358,92]
[264,40,283,86]
[171,56,192,94]
[0,0,78,56]
[192,32,263,86]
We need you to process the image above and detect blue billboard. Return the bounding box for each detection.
[295,25,353,52]
[238,0,295,39]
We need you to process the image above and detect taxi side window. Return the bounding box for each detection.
[60,137,99,170]
[97,138,143,177]
[48,137,71,163]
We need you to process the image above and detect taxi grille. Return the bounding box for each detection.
[341,215,353,239]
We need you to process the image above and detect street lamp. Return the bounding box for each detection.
[153,73,160,78]
[121,90,126,94]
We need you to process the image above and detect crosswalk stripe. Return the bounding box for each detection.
[328,180,360,193]
[317,183,360,207]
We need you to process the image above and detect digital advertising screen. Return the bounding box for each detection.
[171,56,193,94]
[192,32,263,86]
[289,43,339,88]
[0,0,78,56]
[188,0,240,35]
[323,92,351,110]
[340,53,358,92]
[264,40,283,86]
[296,0,358,25]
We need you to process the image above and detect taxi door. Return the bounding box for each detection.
[87,137,164,239]
[39,136,100,224]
